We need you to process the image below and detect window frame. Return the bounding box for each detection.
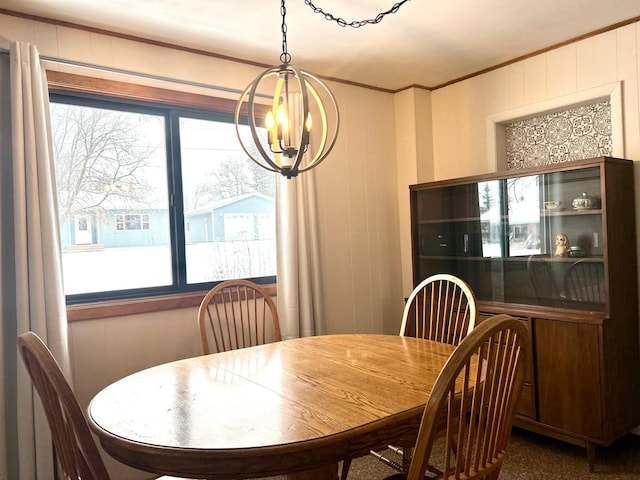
[48,72,276,313]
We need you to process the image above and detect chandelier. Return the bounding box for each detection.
[235,0,410,179]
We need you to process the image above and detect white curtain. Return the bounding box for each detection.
[0,41,70,480]
[276,171,325,339]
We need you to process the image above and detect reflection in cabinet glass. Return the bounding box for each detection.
[412,164,607,311]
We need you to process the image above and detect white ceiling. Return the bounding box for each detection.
[3,0,640,91]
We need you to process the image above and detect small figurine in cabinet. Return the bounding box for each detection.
[554,233,570,257]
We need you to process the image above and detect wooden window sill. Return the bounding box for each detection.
[67,284,277,322]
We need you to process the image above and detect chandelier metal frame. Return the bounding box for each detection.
[235,0,339,179]
[235,0,410,178]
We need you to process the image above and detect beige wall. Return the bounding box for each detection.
[313,80,403,335]
[430,24,640,179]
[394,88,434,295]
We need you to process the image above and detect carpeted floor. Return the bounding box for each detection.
[497,428,640,479]
[253,428,640,479]
[345,428,640,480]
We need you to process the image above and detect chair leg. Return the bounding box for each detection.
[340,458,352,480]
[401,446,412,471]
[372,446,444,480]
[586,441,597,473]
[484,470,501,480]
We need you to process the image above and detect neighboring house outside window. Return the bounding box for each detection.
[50,91,276,303]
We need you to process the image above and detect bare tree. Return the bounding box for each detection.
[209,155,255,199]
[186,153,275,210]
[51,104,158,224]
[247,159,276,198]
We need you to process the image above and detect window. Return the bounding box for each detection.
[115,214,151,231]
[50,92,276,303]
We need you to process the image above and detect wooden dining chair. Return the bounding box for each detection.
[527,254,564,308]
[198,279,282,355]
[563,260,605,307]
[387,314,529,480]
[17,331,180,480]
[342,275,478,479]
[399,274,477,344]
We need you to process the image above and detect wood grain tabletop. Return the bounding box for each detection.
[88,334,457,479]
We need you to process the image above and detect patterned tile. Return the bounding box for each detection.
[506,101,612,170]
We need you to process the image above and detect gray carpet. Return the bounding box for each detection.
[348,428,640,479]
[254,428,640,479]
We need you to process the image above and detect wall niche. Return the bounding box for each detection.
[487,82,623,171]
[505,100,611,169]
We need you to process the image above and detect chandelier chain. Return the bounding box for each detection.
[303,0,411,28]
[280,0,292,64]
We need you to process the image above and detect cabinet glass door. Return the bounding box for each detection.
[478,176,543,258]
[479,180,503,257]
[412,164,606,312]
[507,175,542,256]
[537,167,605,310]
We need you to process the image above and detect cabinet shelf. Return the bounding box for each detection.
[543,208,602,217]
[420,208,605,224]
[419,208,604,224]
[417,216,481,224]
[417,255,605,263]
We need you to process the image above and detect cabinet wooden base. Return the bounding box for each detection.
[515,417,600,472]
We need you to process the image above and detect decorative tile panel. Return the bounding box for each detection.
[505,101,612,169]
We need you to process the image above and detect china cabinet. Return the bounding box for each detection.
[409,157,640,470]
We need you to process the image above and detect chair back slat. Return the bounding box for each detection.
[198,280,282,354]
[407,314,529,480]
[527,254,564,308]
[401,274,477,346]
[564,260,606,305]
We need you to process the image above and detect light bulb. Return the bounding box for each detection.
[265,111,275,129]
[266,111,275,145]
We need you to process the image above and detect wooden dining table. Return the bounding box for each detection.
[87,334,459,479]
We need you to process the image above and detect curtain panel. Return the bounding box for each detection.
[276,172,325,339]
[0,41,70,480]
